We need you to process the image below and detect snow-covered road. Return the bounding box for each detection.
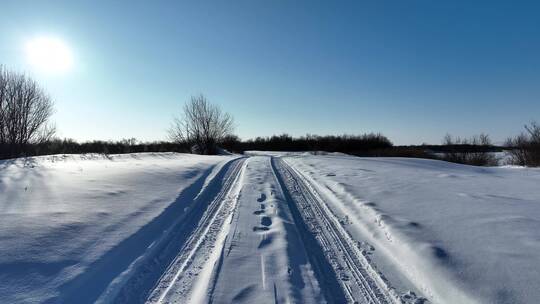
[208,156,323,304]
[142,156,398,304]
[2,152,539,303]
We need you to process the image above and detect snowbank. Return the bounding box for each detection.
[283,155,540,304]
[0,153,235,303]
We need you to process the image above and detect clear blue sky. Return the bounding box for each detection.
[1,1,539,145]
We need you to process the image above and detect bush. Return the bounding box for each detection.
[220,134,242,153]
[506,122,540,167]
[439,133,498,166]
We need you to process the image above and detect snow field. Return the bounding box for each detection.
[2,152,539,304]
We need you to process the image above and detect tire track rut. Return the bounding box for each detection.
[272,157,398,304]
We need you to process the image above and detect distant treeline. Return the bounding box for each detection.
[0,138,190,159]
[1,129,538,168]
[221,133,393,154]
[351,144,503,157]
[221,133,508,167]
[0,132,505,167]
[0,133,394,159]
[0,133,508,160]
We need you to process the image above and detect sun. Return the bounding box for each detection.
[25,36,74,73]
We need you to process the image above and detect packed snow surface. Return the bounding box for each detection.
[1,152,539,304]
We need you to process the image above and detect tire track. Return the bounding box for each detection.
[145,157,246,303]
[272,157,398,304]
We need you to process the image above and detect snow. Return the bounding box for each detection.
[0,153,235,303]
[2,151,539,304]
[209,156,323,303]
[281,154,540,304]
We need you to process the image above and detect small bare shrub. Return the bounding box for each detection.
[506,122,540,167]
[441,133,498,166]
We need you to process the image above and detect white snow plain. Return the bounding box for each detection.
[0,153,235,303]
[1,152,539,304]
[281,153,540,304]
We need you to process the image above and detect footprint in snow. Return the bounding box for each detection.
[401,291,428,304]
[260,216,272,227]
[407,221,421,228]
[257,193,267,202]
[258,234,274,249]
[431,246,451,264]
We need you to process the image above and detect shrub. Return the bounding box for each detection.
[506,122,540,167]
[440,133,498,166]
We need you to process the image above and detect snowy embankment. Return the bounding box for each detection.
[281,154,540,304]
[0,153,236,303]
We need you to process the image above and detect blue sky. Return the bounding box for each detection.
[1,1,539,145]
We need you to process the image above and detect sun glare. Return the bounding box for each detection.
[25,36,74,74]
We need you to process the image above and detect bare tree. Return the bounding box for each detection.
[0,65,56,157]
[169,95,234,155]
